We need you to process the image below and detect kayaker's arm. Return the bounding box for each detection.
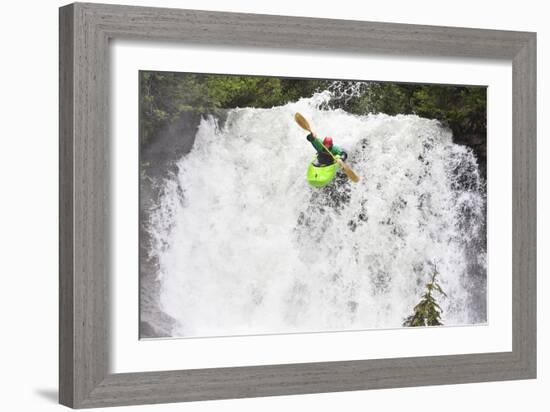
[306,132,317,144]
[307,133,327,154]
[331,145,348,161]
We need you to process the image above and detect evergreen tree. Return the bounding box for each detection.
[403,267,447,327]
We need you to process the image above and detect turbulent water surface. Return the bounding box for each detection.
[143,92,486,338]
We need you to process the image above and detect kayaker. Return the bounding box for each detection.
[307,132,348,166]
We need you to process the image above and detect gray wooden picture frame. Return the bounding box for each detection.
[59,2,536,409]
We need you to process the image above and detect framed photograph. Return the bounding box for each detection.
[59,2,536,408]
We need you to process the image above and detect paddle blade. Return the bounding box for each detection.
[294,112,312,132]
[337,158,360,183]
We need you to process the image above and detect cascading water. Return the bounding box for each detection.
[146,90,486,338]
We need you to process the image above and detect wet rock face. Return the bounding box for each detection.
[453,133,487,180]
[141,111,202,179]
[140,110,231,337]
[139,111,204,338]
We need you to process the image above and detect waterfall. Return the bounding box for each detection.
[146,92,486,338]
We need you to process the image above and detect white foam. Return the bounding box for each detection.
[148,94,486,338]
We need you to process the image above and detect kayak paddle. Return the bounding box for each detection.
[294,112,360,183]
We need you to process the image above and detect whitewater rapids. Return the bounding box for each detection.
[146,93,486,338]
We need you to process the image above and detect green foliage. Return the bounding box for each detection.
[140,72,486,159]
[341,82,487,140]
[403,267,448,327]
[139,71,328,145]
[140,72,212,145]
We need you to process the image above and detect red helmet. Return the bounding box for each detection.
[323,137,333,148]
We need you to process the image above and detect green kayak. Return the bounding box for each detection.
[307,158,339,188]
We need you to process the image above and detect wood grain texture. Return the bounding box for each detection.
[512,35,537,374]
[59,4,74,406]
[59,2,537,408]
